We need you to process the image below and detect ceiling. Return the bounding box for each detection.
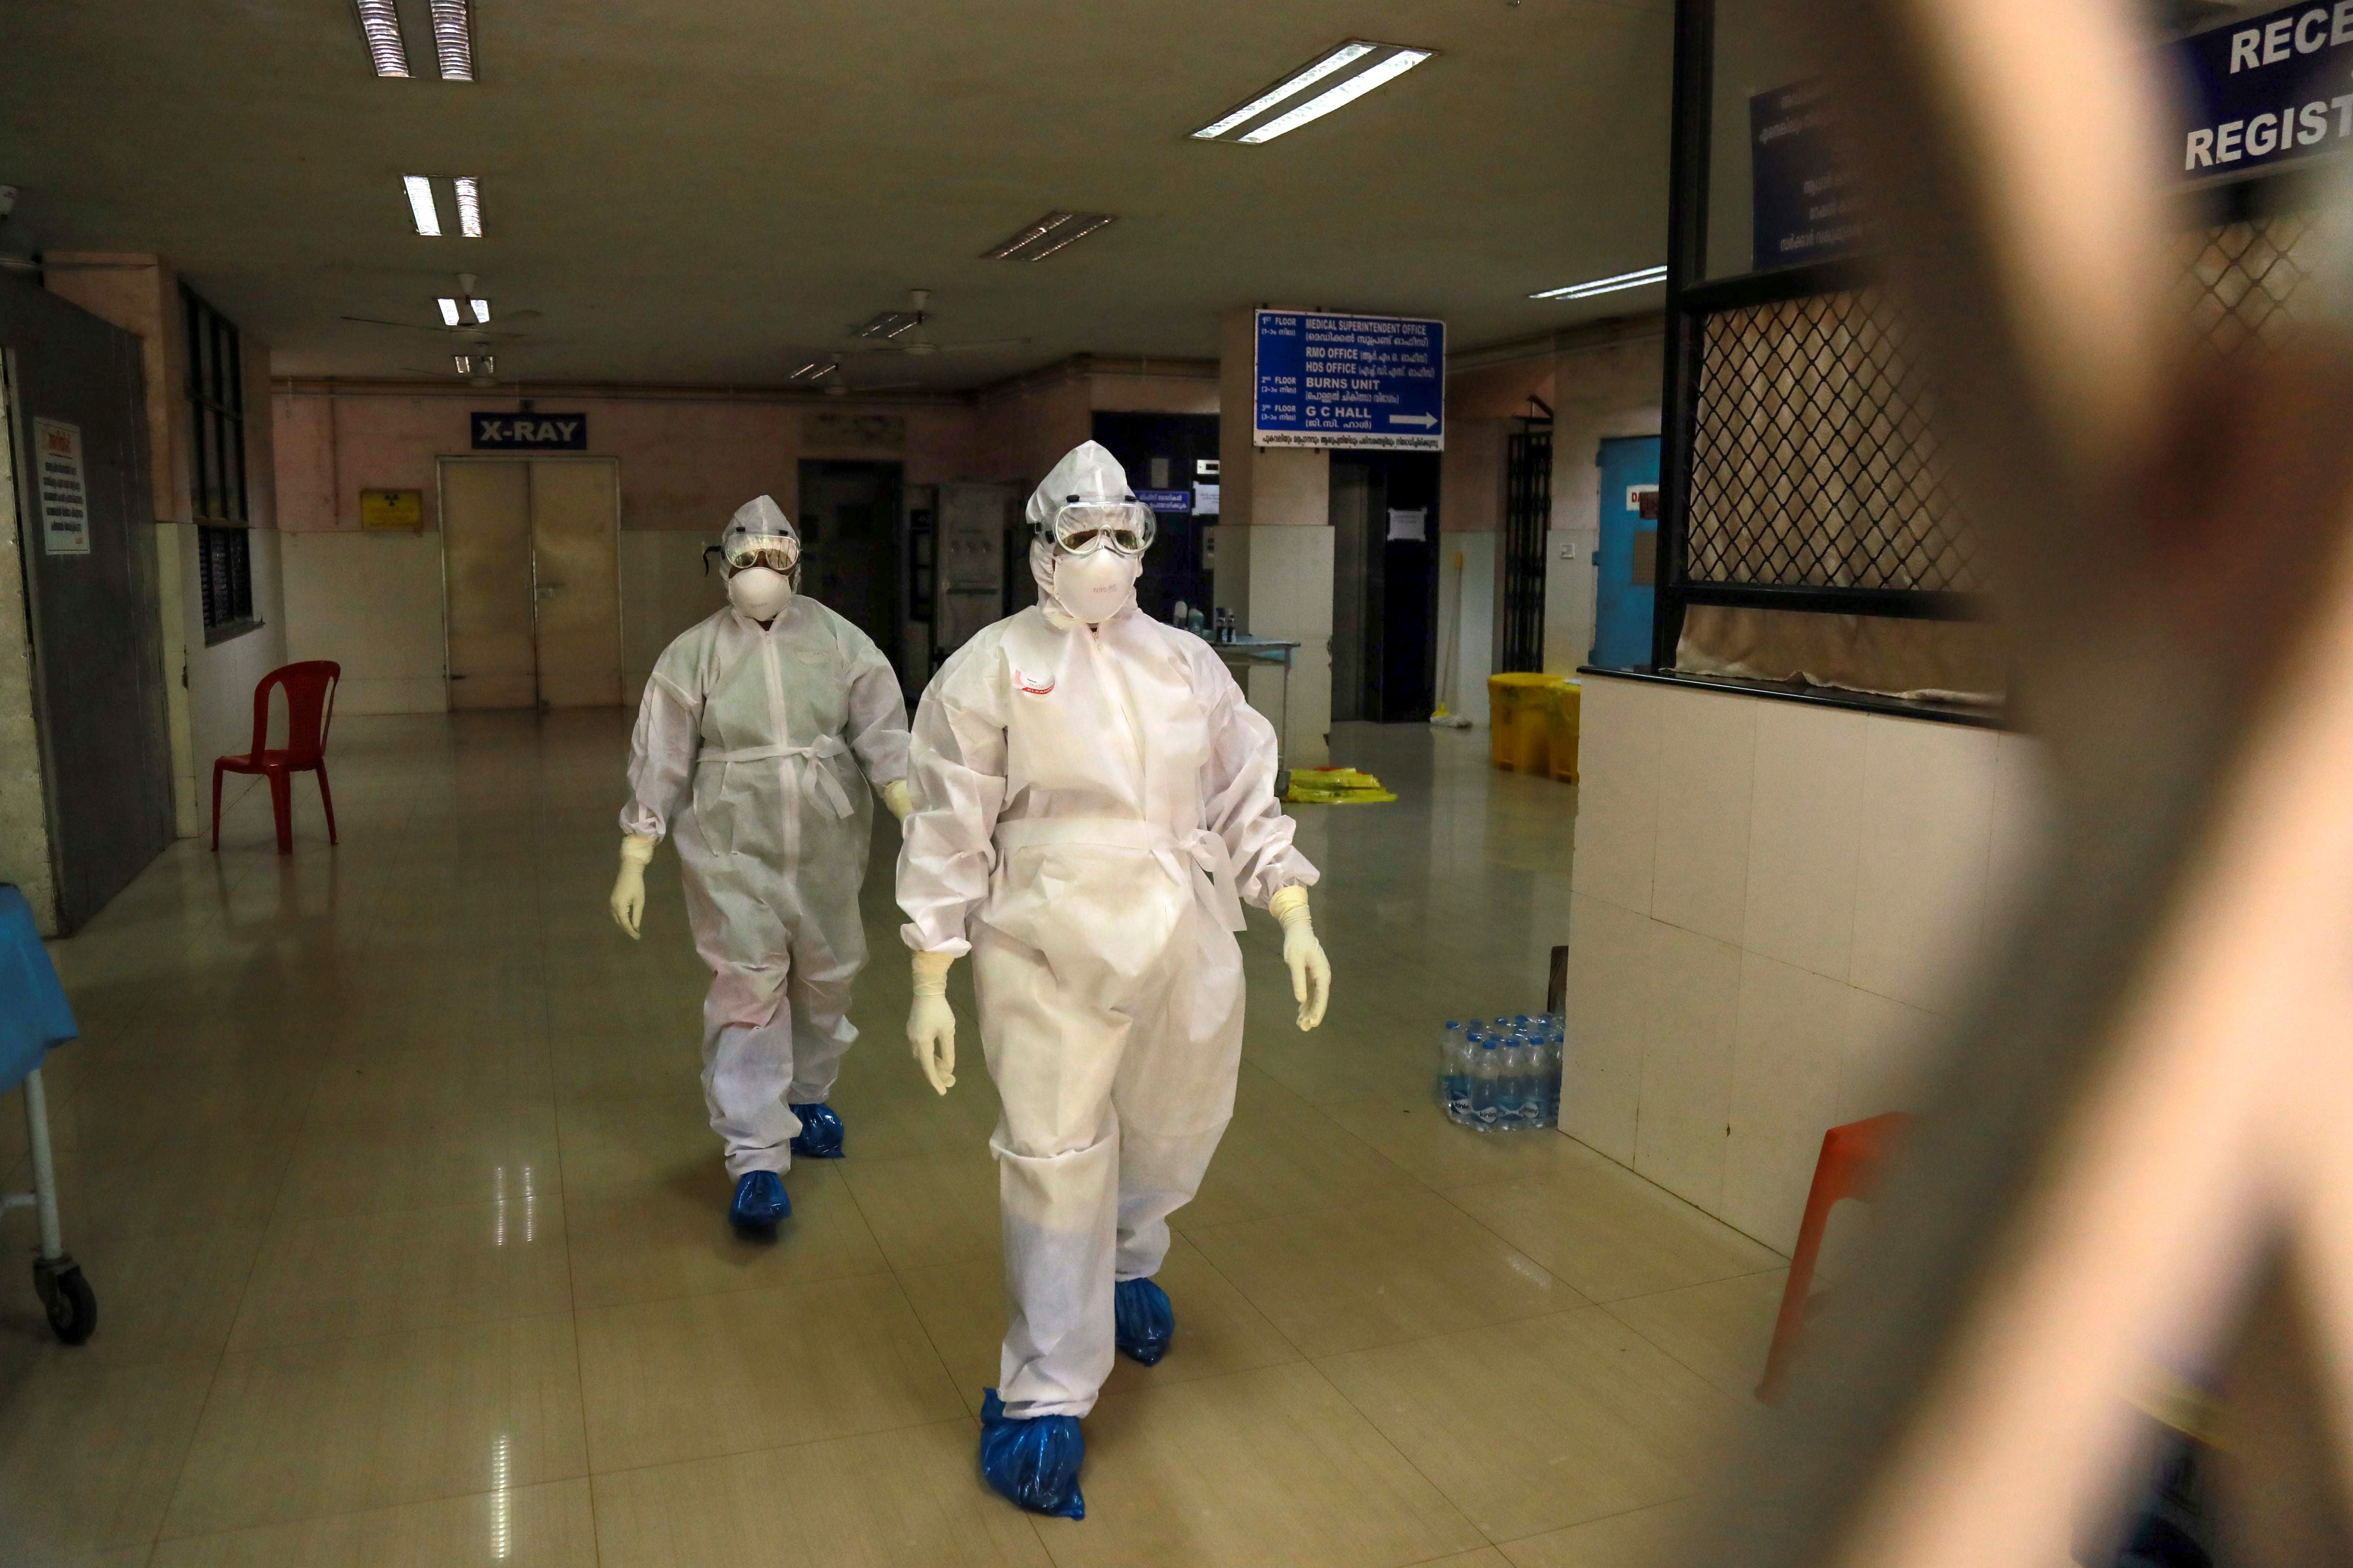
[1,0,1673,391]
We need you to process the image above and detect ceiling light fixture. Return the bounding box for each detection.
[1529,265,1669,301]
[453,176,483,236]
[788,361,830,382]
[430,0,473,79]
[1237,48,1431,143]
[353,0,410,76]
[1193,42,1372,139]
[983,211,1117,262]
[853,310,922,340]
[438,296,462,326]
[469,298,490,323]
[404,175,442,236]
[454,354,472,375]
[1192,40,1431,144]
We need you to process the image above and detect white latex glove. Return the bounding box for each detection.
[1269,885,1331,1031]
[909,949,957,1094]
[883,779,913,822]
[610,834,657,939]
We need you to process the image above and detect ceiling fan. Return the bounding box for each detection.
[344,272,542,346]
[845,289,1025,357]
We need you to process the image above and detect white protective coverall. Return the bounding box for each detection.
[622,504,910,1178]
[897,445,1319,1419]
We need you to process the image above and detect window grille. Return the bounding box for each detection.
[198,525,253,639]
[1673,211,2321,613]
[1500,427,1553,672]
[1685,287,1977,597]
[183,286,247,525]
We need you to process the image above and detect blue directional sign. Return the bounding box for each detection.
[1253,311,1444,452]
[2173,3,2353,181]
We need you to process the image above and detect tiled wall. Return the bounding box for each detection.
[1564,673,2048,1252]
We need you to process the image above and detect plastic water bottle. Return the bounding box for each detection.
[1470,1032,1505,1129]
[1509,1027,1545,1129]
[1539,1016,1565,1126]
[1436,1022,1472,1122]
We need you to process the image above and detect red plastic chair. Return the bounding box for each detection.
[1756,1111,1913,1403]
[212,661,340,855]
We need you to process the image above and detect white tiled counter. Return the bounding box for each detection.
[1564,672,2049,1252]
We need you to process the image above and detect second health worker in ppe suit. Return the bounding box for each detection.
[897,442,1332,1520]
[611,496,911,1238]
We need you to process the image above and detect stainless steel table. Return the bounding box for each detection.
[1206,635,1301,778]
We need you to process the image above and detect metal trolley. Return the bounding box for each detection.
[1,886,94,1346]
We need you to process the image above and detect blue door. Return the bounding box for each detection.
[1591,436,1661,669]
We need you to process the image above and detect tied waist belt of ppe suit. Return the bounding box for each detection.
[992,818,1247,934]
[697,737,856,820]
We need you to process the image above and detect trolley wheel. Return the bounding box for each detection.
[33,1258,95,1346]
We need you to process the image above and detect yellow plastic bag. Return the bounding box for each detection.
[1283,767,1398,805]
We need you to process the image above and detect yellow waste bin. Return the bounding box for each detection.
[1487,674,1581,783]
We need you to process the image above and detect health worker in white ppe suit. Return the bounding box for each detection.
[611,496,912,1238]
[896,442,1332,1520]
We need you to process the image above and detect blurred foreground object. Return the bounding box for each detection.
[1693,0,2353,1564]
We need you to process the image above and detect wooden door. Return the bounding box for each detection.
[527,459,621,707]
[439,460,535,709]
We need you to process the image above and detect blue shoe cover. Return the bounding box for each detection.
[1114,1277,1175,1366]
[979,1389,1085,1520]
[729,1170,790,1235]
[788,1101,845,1159]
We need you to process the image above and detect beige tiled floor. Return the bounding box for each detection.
[0,713,1787,1566]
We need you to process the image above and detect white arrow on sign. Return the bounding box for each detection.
[1388,414,1438,428]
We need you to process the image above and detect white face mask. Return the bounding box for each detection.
[727,565,793,622]
[1053,549,1139,625]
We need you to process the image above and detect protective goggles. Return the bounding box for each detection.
[721,535,801,573]
[1045,498,1155,557]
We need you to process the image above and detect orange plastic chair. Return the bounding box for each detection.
[212,661,340,855]
[1756,1111,1913,1403]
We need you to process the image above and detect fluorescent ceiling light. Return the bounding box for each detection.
[1237,48,1432,143]
[430,0,473,79]
[453,177,483,237]
[354,0,410,76]
[453,354,472,375]
[469,298,490,323]
[1529,265,1668,301]
[854,310,921,340]
[404,175,442,236]
[788,361,830,382]
[438,296,461,326]
[1193,42,1373,139]
[983,211,1116,262]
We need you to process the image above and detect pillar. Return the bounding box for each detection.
[1211,308,1333,771]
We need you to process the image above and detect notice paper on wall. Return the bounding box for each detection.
[1387,507,1427,542]
[34,418,90,556]
[1193,483,1220,515]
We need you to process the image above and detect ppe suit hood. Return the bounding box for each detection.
[723,495,800,555]
[1025,442,1133,532]
[1029,443,1145,627]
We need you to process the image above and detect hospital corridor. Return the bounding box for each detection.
[1,715,1782,1565]
[3,0,2325,1562]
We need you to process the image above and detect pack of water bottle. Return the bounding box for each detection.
[1435,1014,1564,1131]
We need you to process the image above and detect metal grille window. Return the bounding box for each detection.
[1686,287,1978,599]
[184,287,247,525]
[197,524,254,639]
[2173,212,2319,358]
[1499,426,1553,672]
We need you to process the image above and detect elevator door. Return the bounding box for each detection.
[439,458,622,709]
[797,459,901,669]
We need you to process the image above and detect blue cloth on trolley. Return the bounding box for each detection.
[0,885,76,1094]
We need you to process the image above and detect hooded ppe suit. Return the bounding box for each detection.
[897,443,1319,1420]
[621,496,911,1179]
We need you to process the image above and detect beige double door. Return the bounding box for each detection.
[440,458,622,709]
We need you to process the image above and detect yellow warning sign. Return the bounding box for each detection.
[360,489,424,531]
